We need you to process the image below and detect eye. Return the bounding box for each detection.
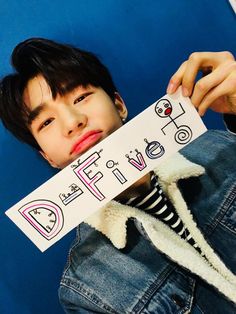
[158,108,163,113]
[74,95,86,104]
[164,103,169,108]
[39,118,53,131]
[74,92,92,105]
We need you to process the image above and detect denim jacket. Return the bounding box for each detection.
[59,130,236,313]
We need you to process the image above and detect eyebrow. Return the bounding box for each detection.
[27,103,47,125]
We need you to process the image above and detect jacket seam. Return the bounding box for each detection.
[61,225,83,277]
[60,281,117,313]
[131,265,175,313]
[203,183,236,237]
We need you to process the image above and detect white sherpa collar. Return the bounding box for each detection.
[85,152,205,249]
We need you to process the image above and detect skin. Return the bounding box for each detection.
[23,74,151,199]
[167,51,236,116]
[24,75,128,169]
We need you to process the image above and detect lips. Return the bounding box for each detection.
[71,130,103,155]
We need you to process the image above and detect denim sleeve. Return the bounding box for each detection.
[62,305,98,314]
[62,305,97,314]
[59,285,111,314]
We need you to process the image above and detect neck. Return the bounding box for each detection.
[115,172,152,203]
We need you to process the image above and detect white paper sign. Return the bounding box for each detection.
[5,88,207,251]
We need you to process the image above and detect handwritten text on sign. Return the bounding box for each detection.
[5,88,207,251]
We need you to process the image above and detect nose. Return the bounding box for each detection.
[61,107,88,137]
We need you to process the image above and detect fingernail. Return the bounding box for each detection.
[198,108,205,117]
[167,82,175,94]
[182,87,189,97]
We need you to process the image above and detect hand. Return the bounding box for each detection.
[167,51,236,116]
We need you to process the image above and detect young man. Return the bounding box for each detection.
[1,38,236,313]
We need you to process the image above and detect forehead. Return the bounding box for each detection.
[23,75,51,110]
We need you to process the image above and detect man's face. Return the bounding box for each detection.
[24,75,127,169]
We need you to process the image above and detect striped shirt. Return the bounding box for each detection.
[125,173,203,255]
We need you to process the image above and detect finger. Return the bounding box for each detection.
[190,65,229,108]
[198,75,236,116]
[167,51,235,95]
[182,52,234,97]
[181,52,215,97]
[167,61,187,94]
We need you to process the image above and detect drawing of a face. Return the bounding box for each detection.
[24,75,127,169]
[155,99,172,118]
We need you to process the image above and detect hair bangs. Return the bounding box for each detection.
[43,66,100,98]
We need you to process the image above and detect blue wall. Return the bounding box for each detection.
[0,1,235,313]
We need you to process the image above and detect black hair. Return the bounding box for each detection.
[0,37,117,149]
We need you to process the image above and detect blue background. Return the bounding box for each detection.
[0,1,235,313]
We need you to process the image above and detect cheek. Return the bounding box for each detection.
[35,125,60,146]
[36,134,61,159]
[105,114,123,133]
[92,106,122,129]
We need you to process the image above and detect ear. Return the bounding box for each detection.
[39,150,60,168]
[114,92,128,120]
